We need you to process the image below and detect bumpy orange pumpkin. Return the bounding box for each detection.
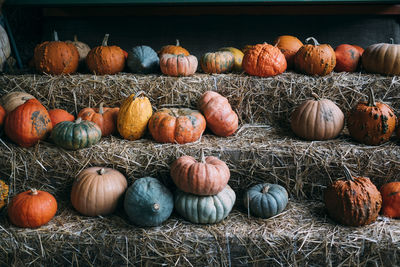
[78,103,119,136]
[0,179,8,210]
[4,99,52,147]
[198,91,238,137]
[380,182,400,218]
[34,31,79,75]
[148,108,206,144]
[86,34,125,75]
[0,105,5,128]
[334,44,361,72]
[158,39,190,56]
[160,54,198,77]
[242,43,287,77]
[200,51,234,74]
[8,189,57,228]
[347,88,396,145]
[48,109,75,126]
[274,35,303,69]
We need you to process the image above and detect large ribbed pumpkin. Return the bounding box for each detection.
[380,182,400,218]
[124,177,173,227]
[174,185,236,224]
[71,167,127,216]
[48,109,75,126]
[218,47,244,71]
[127,45,159,74]
[362,41,400,75]
[4,99,52,147]
[51,118,101,150]
[324,166,382,226]
[148,108,206,144]
[117,92,153,141]
[0,179,9,210]
[78,103,119,137]
[1,91,35,113]
[290,94,344,140]
[160,54,198,77]
[200,51,234,74]
[273,35,303,69]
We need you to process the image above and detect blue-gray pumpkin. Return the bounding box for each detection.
[124,177,173,227]
[127,45,159,74]
[174,185,236,224]
[244,183,288,219]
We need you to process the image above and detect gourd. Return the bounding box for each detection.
[159,54,198,77]
[200,51,234,74]
[65,35,91,63]
[127,45,160,74]
[0,179,9,210]
[0,91,35,113]
[78,103,119,137]
[158,39,190,56]
[362,40,400,75]
[273,35,303,69]
[380,182,400,218]
[124,177,173,227]
[334,44,361,72]
[48,109,75,126]
[218,47,244,71]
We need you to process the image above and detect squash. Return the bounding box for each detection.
[380,182,400,218]
[51,118,101,150]
[48,109,75,126]
[1,91,35,113]
[218,47,244,71]
[273,35,303,69]
[148,108,206,144]
[160,53,198,77]
[158,39,190,56]
[334,44,361,72]
[0,105,5,128]
[362,40,400,75]
[0,25,11,72]
[65,35,91,63]
[124,177,173,227]
[324,166,382,226]
[0,179,9,210]
[117,92,153,141]
[198,91,238,137]
[290,93,344,140]
[4,99,52,147]
[244,183,288,219]
[174,185,236,224]
[200,51,234,74]
[127,45,160,74]
[8,189,57,228]
[71,167,127,216]
[78,103,119,137]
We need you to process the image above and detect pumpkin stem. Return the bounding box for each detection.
[176,39,180,47]
[305,37,320,46]
[99,102,104,115]
[153,203,160,211]
[102,34,109,47]
[200,148,205,163]
[311,93,320,100]
[53,30,59,41]
[134,91,146,99]
[390,38,394,44]
[30,188,38,195]
[262,185,270,194]
[74,35,78,42]
[343,165,355,182]
[75,117,82,124]
[367,88,376,107]
[97,168,106,175]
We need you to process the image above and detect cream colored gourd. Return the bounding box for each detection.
[66,35,91,62]
[362,40,400,75]
[1,91,36,113]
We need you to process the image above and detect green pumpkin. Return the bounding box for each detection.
[174,185,236,224]
[124,177,173,227]
[200,51,234,74]
[127,45,160,74]
[51,118,102,150]
[244,183,288,219]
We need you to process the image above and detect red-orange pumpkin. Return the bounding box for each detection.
[380,182,400,218]
[78,103,119,136]
[334,44,361,72]
[274,35,303,69]
[160,54,198,77]
[0,105,5,128]
[48,109,75,126]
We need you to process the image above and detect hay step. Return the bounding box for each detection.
[0,200,398,266]
[1,73,399,128]
[1,125,398,200]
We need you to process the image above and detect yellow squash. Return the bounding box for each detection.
[0,179,9,210]
[219,47,244,71]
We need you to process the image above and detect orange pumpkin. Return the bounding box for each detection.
[158,39,190,56]
[200,51,234,74]
[242,43,287,77]
[334,44,361,72]
[78,103,119,136]
[241,45,256,54]
[4,99,52,147]
[0,105,5,128]
[274,35,303,69]
[160,54,198,77]
[380,182,400,218]
[48,109,75,126]
[8,189,57,228]
[86,34,125,75]
[148,108,206,144]
[352,45,364,56]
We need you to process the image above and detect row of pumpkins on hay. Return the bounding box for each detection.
[32,32,399,77]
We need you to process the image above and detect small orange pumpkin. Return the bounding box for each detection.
[48,109,75,126]
[334,44,361,72]
[274,35,303,69]
[158,39,190,56]
[78,103,119,136]
[380,182,400,218]
[160,54,198,77]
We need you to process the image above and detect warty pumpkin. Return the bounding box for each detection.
[200,51,234,74]
[71,167,127,216]
[347,88,396,145]
[158,39,190,56]
[362,39,400,75]
[334,44,361,73]
[380,182,400,218]
[4,99,52,147]
[273,35,303,69]
[117,91,153,141]
[148,108,206,144]
[324,166,382,226]
[8,188,57,228]
[65,35,91,63]
[160,53,198,77]
[198,91,238,137]
[0,91,35,113]
[48,109,75,126]
[78,103,119,137]
[218,47,244,71]
[290,93,344,140]
[127,45,160,74]
[0,179,8,210]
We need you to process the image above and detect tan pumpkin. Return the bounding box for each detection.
[200,51,234,74]
[290,94,344,140]
[66,35,91,63]
[362,40,400,75]
[274,35,303,69]
[218,47,244,71]
[1,91,36,113]
[71,167,127,216]
[78,103,119,137]
[160,53,198,77]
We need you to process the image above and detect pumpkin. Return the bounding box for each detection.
[158,39,190,56]
[160,53,198,77]
[200,51,234,74]
[0,105,5,128]
[148,108,206,144]
[347,88,396,145]
[242,43,287,77]
[51,118,101,150]
[0,25,11,72]
[86,34,125,75]
[117,92,153,141]
[290,93,344,140]
[4,99,52,147]
[362,40,400,75]
[71,167,127,216]
[34,31,79,75]
[127,45,160,74]
[124,177,173,227]
[273,35,303,69]
[380,182,400,218]
[218,47,244,71]
[241,45,256,54]
[198,91,238,137]
[334,44,361,72]
[244,183,288,219]
[174,185,236,224]
[324,166,382,226]
[170,150,230,196]
[65,35,91,63]
[78,103,119,137]
[294,37,336,76]
[8,189,57,228]
[0,179,9,210]
[352,45,364,56]
[0,91,35,113]
[48,109,75,126]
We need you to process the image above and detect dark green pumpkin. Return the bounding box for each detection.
[127,45,159,74]
[200,51,234,74]
[174,185,236,224]
[244,183,288,219]
[51,117,102,150]
[124,177,173,227]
